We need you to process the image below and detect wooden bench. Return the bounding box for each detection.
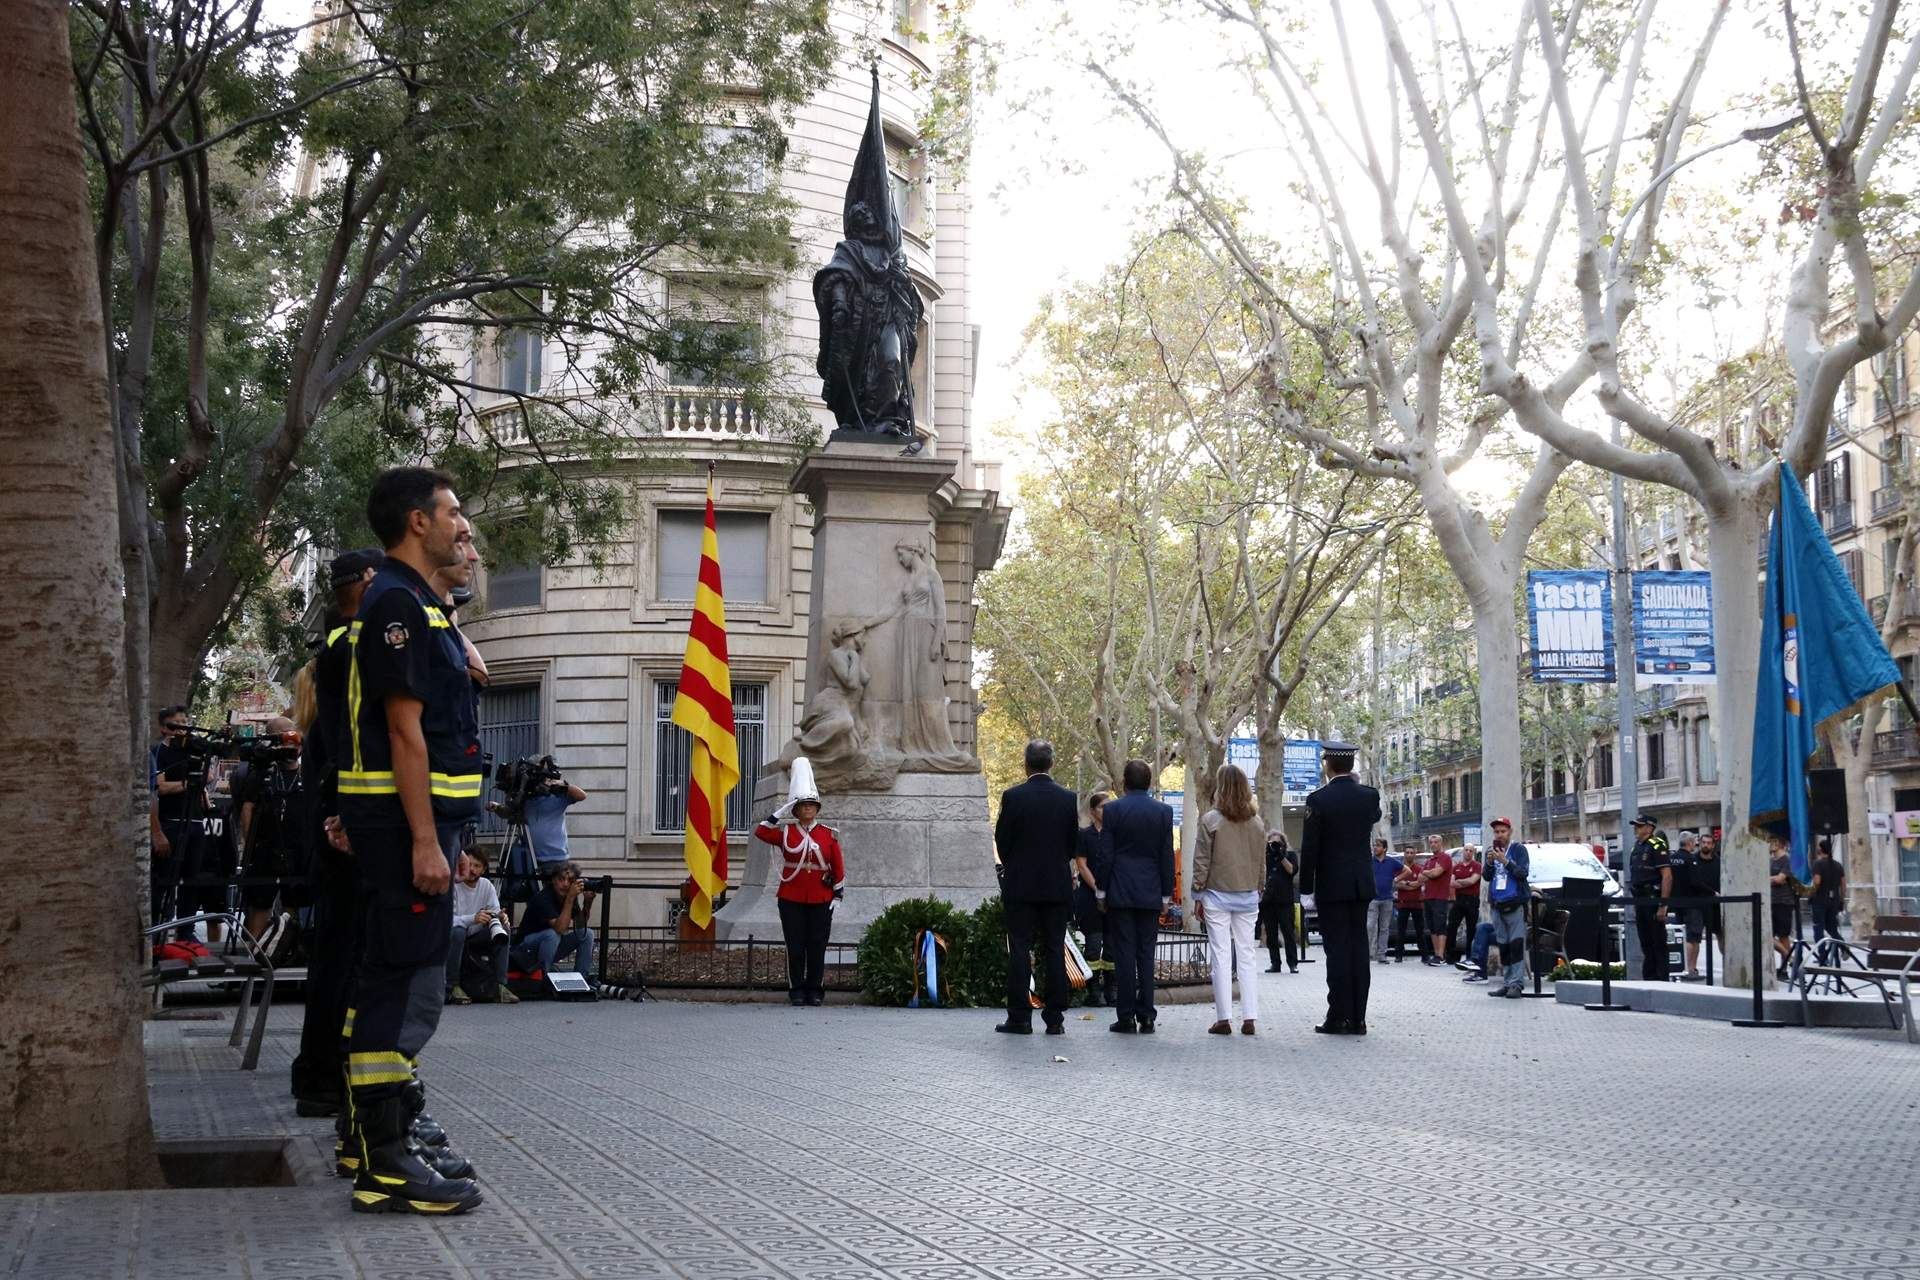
[1798,914,1920,1043]
[144,911,275,1069]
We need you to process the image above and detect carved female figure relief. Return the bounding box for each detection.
[876,540,972,770]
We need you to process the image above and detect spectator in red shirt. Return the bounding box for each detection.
[1447,845,1482,965]
[1420,835,1453,967]
[1392,852,1428,962]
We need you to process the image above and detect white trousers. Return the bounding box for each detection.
[1202,904,1261,1021]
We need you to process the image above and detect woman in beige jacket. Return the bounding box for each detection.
[1192,764,1268,1035]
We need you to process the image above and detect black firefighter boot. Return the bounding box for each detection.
[403,1077,475,1178]
[348,1094,482,1216]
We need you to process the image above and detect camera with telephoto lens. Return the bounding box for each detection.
[492,753,563,823]
[174,724,302,771]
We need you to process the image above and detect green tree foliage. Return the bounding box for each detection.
[72,0,836,710]
[976,226,1401,813]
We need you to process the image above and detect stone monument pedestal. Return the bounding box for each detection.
[716,766,999,942]
[714,437,1000,942]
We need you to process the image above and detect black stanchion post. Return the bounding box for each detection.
[1586,893,1632,1011]
[1732,891,1787,1028]
[1521,893,1554,997]
[596,881,612,987]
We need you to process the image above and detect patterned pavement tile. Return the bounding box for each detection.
[6,966,1919,1279]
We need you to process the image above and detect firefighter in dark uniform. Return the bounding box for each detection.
[338,467,483,1216]
[290,547,381,1117]
[1627,814,1676,982]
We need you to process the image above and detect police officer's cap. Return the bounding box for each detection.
[1322,740,1358,756]
[329,547,383,587]
[1631,813,1657,828]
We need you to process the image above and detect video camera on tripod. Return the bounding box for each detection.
[171,723,304,783]
[492,752,565,823]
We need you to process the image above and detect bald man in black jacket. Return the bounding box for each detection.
[1298,743,1381,1036]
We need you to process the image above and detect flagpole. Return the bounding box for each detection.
[1611,440,1642,979]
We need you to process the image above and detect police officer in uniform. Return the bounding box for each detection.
[1298,742,1380,1036]
[338,468,483,1216]
[290,548,380,1117]
[1627,814,1676,982]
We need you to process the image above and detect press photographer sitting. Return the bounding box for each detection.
[512,861,599,991]
[447,849,516,1005]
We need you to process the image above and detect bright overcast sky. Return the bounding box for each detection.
[964,0,1822,504]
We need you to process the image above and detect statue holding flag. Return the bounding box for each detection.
[812,66,926,455]
[671,467,741,930]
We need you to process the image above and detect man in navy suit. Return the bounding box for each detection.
[1092,759,1175,1034]
[1298,742,1381,1036]
[992,740,1080,1035]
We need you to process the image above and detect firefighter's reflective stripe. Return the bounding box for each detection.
[346,1050,415,1088]
[423,606,451,629]
[340,770,479,798]
[430,772,482,799]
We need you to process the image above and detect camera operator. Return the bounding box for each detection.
[488,761,587,902]
[149,704,193,929]
[447,848,516,1004]
[512,861,600,990]
[236,715,304,953]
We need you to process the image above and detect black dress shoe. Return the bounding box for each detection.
[994,1021,1033,1035]
[1312,1021,1352,1035]
[1264,965,1284,973]
[1109,1018,1138,1034]
[1044,1023,1065,1036]
[1137,1018,1156,1034]
[1350,1021,1367,1035]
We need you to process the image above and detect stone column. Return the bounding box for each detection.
[717,439,1000,942]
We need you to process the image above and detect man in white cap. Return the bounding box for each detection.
[752,758,846,1006]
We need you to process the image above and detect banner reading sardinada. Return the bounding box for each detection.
[1632,570,1716,684]
[1526,570,1614,683]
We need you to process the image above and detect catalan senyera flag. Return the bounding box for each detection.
[671,473,739,928]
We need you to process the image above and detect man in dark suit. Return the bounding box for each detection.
[1297,742,1380,1036]
[1091,759,1175,1034]
[993,740,1080,1035]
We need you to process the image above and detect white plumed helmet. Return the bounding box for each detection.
[774,757,821,821]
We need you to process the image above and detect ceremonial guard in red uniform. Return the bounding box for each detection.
[753,758,846,1006]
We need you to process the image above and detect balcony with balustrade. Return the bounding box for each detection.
[1871,485,1905,521]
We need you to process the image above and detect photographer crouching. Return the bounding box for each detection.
[512,861,603,991]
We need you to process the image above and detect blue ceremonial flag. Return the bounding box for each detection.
[1750,465,1901,879]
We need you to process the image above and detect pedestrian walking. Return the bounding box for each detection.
[1298,742,1379,1036]
[1093,759,1175,1035]
[1769,835,1801,978]
[992,740,1078,1036]
[1192,764,1266,1036]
